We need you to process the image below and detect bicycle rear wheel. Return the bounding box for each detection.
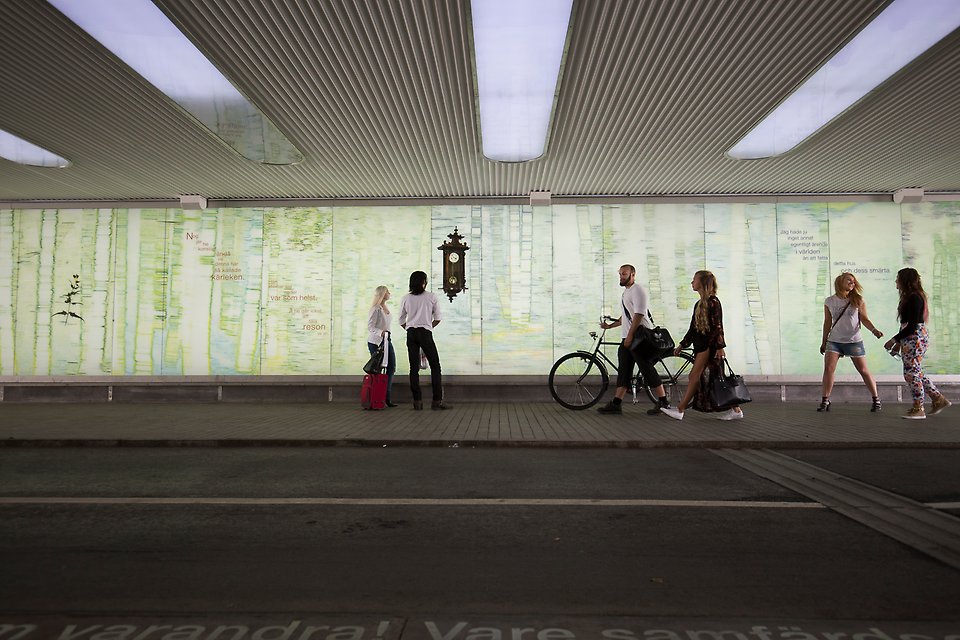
[645,351,695,404]
[548,352,609,410]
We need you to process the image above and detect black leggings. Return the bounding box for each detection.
[406,327,442,402]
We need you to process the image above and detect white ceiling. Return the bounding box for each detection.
[1,0,959,203]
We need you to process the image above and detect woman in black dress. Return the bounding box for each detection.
[661,270,743,421]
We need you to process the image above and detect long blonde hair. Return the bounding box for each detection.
[369,285,389,311]
[834,272,864,309]
[694,270,718,333]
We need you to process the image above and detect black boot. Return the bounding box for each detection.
[647,396,669,415]
[597,399,622,414]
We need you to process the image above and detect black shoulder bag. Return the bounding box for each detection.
[625,302,676,361]
[708,358,752,409]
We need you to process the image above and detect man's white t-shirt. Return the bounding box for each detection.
[621,283,653,339]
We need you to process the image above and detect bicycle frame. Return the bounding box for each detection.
[581,323,642,402]
[548,315,695,410]
[584,320,693,404]
[584,328,620,371]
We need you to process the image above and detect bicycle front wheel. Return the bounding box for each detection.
[645,351,695,405]
[549,352,609,410]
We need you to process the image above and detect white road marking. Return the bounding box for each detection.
[713,449,960,570]
[929,501,960,509]
[3,497,955,508]
[0,496,825,507]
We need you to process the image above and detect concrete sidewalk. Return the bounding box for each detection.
[1,401,958,448]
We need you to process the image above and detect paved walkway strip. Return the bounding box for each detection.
[713,448,960,570]
[2,402,960,447]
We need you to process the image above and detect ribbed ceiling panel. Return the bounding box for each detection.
[1,0,958,201]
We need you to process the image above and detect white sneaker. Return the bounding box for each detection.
[717,408,744,421]
[660,407,684,421]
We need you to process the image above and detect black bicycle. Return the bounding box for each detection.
[548,315,696,410]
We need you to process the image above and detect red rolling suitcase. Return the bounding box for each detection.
[361,334,389,410]
[361,373,388,410]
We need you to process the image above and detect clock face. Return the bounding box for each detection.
[448,253,460,263]
[448,276,458,285]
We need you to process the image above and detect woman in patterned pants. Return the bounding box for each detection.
[884,268,951,420]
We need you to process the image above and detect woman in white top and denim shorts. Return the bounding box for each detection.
[818,272,884,412]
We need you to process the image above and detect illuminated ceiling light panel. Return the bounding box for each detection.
[0,129,69,167]
[472,0,574,162]
[47,0,303,165]
[728,0,960,160]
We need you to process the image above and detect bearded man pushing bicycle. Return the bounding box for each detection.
[596,264,673,416]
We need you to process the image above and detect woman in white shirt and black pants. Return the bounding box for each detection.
[399,271,450,410]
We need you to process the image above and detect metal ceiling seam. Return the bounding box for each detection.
[780,58,960,183]
[569,3,714,193]
[403,2,459,195]
[642,78,775,193]
[372,1,458,191]
[607,4,895,195]
[549,81,629,186]
[238,2,398,193]
[562,0,667,179]
[710,3,889,189]
[529,3,584,188]
[352,2,444,192]
[0,14,211,154]
[7,167,100,200]
[552,0,627,179]
[586,5,739,193]
[797,69,960,192]
[186,1,349,164]
[345,1,429,196]
[644,80,774,193]
[0,62,243,198]
[626,11,786,193]
[655,6,772,155]
[333,1,437,196]
[260,23,400,188]
[199,1,320,158]
[275,36,403,194]
[393,0,457,195]
[323,0,428,192]
[582,39,693,191]
[35,17,268,181]
[429,1,474,195]
[549,0,638,191]
[438,1,475,192]
[451,2,483,194]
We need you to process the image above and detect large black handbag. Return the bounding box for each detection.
[362,333,389,374]
[628,306,676,360]
[709,358,752,409]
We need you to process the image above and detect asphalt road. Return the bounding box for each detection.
[1,448,958,638]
